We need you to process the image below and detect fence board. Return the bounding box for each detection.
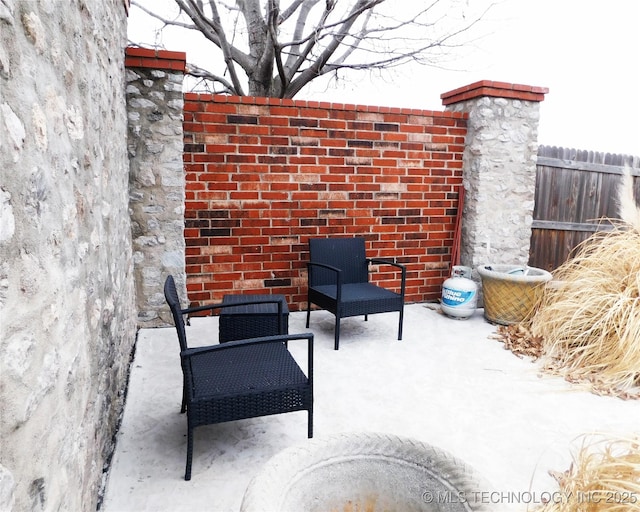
[529,146,640,271]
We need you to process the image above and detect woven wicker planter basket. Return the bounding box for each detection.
[477,265,552,325]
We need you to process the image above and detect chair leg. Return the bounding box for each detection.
[305,302,311,328]
[398,308,404,340]
[181,380,187,414]
[185,426,194,481]
[334,317,340,350]
[308,408,313,438]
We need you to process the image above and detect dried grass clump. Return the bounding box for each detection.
[530,226,640,398]
[493,167,640,398]
[535,435,640,512]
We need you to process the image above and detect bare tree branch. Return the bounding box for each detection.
[130,0,496,98]
[131,0,196,31]
[327,3,374,67]
[281,0,342,83]
[176,0,247,94]
[279,0,314,24]
[267,0,289,96]
[187,62,236,93]
[327,1,495,71]
[285,0,385,97]
[282,0,321,72]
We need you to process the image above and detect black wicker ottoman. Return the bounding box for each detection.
[219,294,289,343]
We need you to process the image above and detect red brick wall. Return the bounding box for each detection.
[183,94,467,310]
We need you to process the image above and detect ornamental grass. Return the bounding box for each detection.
[535,436,640,512]
[531,225,640,398]
[495,168,640,398]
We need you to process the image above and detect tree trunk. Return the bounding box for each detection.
[242,0,277,97]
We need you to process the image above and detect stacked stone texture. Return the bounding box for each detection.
[126,50,186,326]
[0,1,136,510]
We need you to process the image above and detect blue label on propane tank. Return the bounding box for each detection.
[442,287,476,306]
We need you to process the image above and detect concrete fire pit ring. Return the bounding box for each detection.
[241,432,494,512]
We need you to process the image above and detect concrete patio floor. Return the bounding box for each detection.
[102,304,639,512]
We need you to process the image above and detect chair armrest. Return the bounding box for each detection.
[368,258,405,272]
[369,258,406,279]
[181,297,286,317]
[307,261,343,297]
[181,333,314,378]
[307,261,342,275]
[180,298,287,332]
[182,333,310,353]
[367,258,406,296]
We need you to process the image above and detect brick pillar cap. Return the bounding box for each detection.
[441,80,548,105]
[125,46,187,73]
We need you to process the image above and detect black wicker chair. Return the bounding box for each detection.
[306,237,406,350]
[163,275,314,480]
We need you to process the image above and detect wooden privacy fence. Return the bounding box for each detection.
[529,145,640,271]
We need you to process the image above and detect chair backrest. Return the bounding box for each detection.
[309,237,368,285]
[164,275,189,352]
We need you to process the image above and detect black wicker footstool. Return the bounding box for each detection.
[219,294,289,343]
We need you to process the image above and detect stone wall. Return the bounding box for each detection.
[125,48,187,327]
[442,81,548,271]
[0,1,136,511]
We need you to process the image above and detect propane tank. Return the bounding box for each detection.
[441,266,478,319]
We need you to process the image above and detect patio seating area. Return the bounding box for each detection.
[102,304,639,512]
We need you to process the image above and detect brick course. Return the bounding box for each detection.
[183,94,468,310]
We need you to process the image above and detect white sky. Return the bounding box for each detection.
[128,0,640,156]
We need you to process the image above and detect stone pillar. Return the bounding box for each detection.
[125,48,187,326]
[441,81,548,271]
